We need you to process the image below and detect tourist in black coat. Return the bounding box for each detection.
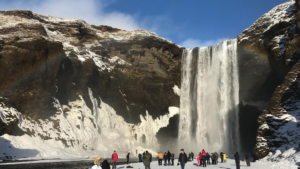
[234,152,240,169]
[167,151,171,166]
[101,160,110,169]
[206,152,211,165]
[126,153,130,164]
[245,153,251,166]
[220,152,224,163]
[178,149,188,169]
[163,152,168,166]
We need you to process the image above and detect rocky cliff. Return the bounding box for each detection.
[238,0,300,160]
[1,0,300,161]
[0,10,181,159]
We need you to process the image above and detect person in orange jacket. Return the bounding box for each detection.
[158,152,163,166]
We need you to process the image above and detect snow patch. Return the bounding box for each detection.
[279,35,285,56]
[0,103,22,126]
[108,56,127,65]
[172,85,180,96]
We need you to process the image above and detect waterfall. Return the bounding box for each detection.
[179,39,240,153]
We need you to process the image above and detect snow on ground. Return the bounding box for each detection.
[116,158,298,169]
[0,158,298,168]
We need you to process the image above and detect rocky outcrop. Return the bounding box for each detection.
[0,10,182,158]
[238,0,300,159]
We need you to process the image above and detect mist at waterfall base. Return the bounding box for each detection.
[176,39,240,155]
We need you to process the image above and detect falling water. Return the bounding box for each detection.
[179,39,240,153]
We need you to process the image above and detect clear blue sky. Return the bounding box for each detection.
[0,0,289,47]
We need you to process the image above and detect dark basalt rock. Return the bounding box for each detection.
[238,0,300,159]
[0,10,182,149]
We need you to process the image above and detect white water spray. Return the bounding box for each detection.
[179,39,240,154]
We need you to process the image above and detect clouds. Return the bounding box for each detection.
[0,0,232,46]
[180,38,229,48]
[0,0,141,30]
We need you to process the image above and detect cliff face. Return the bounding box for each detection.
[0,10,181,158]
[1,1,300,161]
[238,0,300,159]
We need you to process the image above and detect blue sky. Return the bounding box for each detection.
[0,0,288,48]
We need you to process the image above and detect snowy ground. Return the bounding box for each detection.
[117,158,299,169]
[0,158,299,168]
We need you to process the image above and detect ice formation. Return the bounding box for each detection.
[0,89,179,159]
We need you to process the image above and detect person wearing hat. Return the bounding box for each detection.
[91,154,102,169]
[177,149,188,169]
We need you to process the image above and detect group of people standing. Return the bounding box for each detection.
[91,149,251,169]
[195,149,221,167]
[177,149,250,169]
[157,151,175,166]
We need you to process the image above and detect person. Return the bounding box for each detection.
[197,153,202,166]
[171,153,175,166]
[163,152,168,166]
[158,152,163,166]
[126,153,130,164]
[234,152,240,169]
[92,154,103,169]
[245,153,251,166]
[201,149,206,155]
[223,153,228,163]
[101,159,110,169]
[220,151,224,163]
[206,152,211,165]
[188,153,191,160]
[143,151,152,169]
[112,150,118,169]
[191,152,194,161]
[200,153,203,166]
[202,153,207,167]
[142,152,146,162]
[167,151,171,166]
[211,153,216,165]
[178,149,188,169]
[138,153,142,162]
[215,152,219,164]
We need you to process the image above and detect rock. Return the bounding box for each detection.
[238,0,300,159]
[0,10,182,155]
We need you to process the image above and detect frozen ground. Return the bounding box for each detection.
[0,157,299,169]
[117,158,299,169]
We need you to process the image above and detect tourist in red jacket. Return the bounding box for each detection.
[112,150,118,169]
